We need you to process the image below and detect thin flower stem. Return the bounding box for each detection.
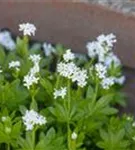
[67,79,71,111]
[85,58,95,69]
[7,143,10,150]
[67,123,71,150]
[93,78,99,102]
[67,79,71,150]
[55,74,60,89]
[32,129,36,150]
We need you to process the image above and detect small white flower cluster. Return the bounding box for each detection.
[72,68,88,87]
[53,87,67,99]
[71,132,78,140]
[43,42,56,56]
[86,41,103,59]
[23,54,41,89]
[0,31,16,51]
[22,109,47,131]
[63,49,75,62]
[94,63,125,89]
[19,23,36,36]
[97,33,117,48]
[57,62,77,79]
[9,60,21,71]
[57,50,88,87]
[104,52,121,67]
[95,63,107,79]
[86,33,120,66]
[101,77,115,90]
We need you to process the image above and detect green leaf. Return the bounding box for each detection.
[40,78,53,97]
[86,85,94,99]
[16,36,28,58]
[30,99,38,111]
[0,46,6,65]
[11,121,22,138]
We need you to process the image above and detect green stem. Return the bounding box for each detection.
[67,80,71,111]
[85,58,95,69]
[32,129,35,150]
[67,79,71,150]
[55,74,61,89]
[93,79,99,102]
[7,143,10,150]
[67,123,71,150]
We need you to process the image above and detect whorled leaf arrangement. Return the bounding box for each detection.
[0,23,134,150]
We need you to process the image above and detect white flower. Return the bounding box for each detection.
[63,49,75,62]
[72,68,88,87]
[0,31,16,50]
[23,54,41,89]
[29,64,40,75]
[53,87,67,99]
[114,76,126,85]
[104,52,121,67]
[43,42,55,56]
[57,62,77,79]
[19,23,36,36]
[22,109,47,131]
[101,77,115,90]
[29,54,41,64]
[9,60,20,71]
[71,132,78,140]
[95,63,107,79]
[86,41,104,59]
[97,33,117,48]
[1,116,7,122]
[23,73,39,89]
[57,62,88,87]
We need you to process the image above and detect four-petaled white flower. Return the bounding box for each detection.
[29,54,41,64]
[63,49,75,62]
[19,23,36,36]
[53,87,67,99]
[23,73,39,89]
[22,109,47,131]
[9,60,20,71]
[71,132,78,140]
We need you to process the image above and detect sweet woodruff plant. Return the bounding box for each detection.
[0,23,135,150]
